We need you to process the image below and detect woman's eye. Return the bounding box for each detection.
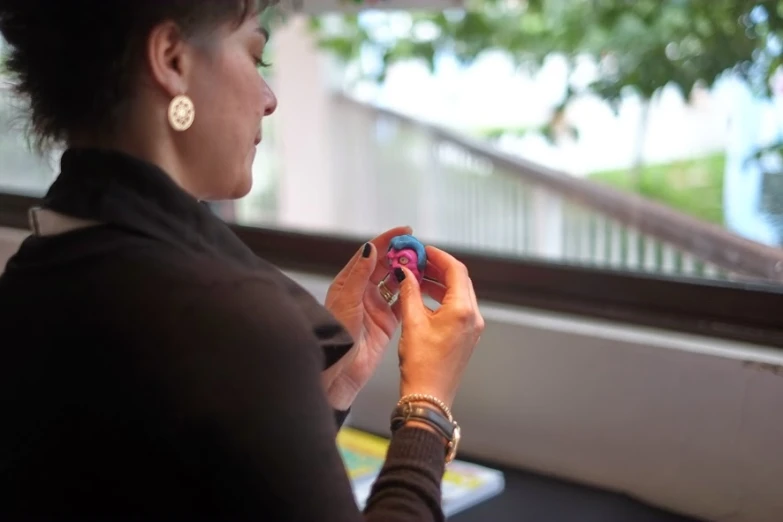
[255,56,271,68]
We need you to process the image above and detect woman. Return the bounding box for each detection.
[0,1,484,520]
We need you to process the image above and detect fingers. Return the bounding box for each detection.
[370,226,413,248]
[468,277,479,309]
[423,247,481,332]
[333,241,367,283]
[422,275,480,330]
[395,267,426,322]
[424,261,444,284]
[391,284,437,320]
[333,241,377,305]
[421,278,446,304]
[369,226,413,283]
[348,241,377,287]
[424,246,471,304]
[335,226,410,286]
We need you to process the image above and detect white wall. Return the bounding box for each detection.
[2,228,782,522]
[290,270,783,522]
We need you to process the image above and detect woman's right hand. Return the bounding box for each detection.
[394,246,484,409]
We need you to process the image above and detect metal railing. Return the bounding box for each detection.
[3,82,783,345]
[326,94,783,283]
[3,80,783,283]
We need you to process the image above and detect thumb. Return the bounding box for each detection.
[395,267,424,320]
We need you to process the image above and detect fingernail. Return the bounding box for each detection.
[362,243,371,258]
[394,267,405,282]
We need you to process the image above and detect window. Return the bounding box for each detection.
[227,7,783,287]
[3,6,783,306]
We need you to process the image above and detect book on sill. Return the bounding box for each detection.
[337,426,505,517]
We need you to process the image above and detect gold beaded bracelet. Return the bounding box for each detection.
[398,394,453,422]
[392,396,461,463]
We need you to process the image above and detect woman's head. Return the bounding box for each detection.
[0,0,278,200]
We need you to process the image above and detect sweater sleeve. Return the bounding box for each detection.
[140,276,446,522]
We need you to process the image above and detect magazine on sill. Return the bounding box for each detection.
[337,426,505,517]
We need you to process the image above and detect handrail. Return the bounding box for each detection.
[3,84,783,346]
[3,84,782,280]
[2,191,783,348]
[334,94,783,282]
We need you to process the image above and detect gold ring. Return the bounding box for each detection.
[377,278,397,306]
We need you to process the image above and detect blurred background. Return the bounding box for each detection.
[5,0,783,283]
[3,2,783,521]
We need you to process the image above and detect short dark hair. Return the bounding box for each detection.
[0,0,271,151]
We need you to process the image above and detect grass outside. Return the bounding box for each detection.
[588,153,725,226]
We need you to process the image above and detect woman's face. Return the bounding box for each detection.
[181,15,277,201]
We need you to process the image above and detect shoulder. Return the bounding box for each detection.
[62,233,318,351]
[115,266,332,429]
[106,255,328,407]
[112,253,310,339]
[9,224,256,285]
[51,227,288,302]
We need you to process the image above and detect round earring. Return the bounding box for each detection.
[168,94,195,131]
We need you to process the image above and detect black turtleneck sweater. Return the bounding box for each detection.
[0,148,446,521]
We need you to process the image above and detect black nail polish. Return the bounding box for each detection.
[394,267,405,282]
[362,243,371,258]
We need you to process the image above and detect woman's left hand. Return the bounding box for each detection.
[322,226,442,411]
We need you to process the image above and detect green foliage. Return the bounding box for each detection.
[589,153,726,224]
[474,124,539,140]
[309,0,783,103]
[750,140,783,164]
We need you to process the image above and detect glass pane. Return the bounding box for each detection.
[227,10,783,287]
[4,9,783,288]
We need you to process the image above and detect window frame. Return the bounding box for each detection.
[2,190,782,348]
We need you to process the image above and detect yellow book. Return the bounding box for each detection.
[337,427,505,516]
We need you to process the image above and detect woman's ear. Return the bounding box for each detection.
[145,20,194,98]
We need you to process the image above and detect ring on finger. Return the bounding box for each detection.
[377,278,398,306]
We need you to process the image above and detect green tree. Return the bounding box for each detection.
[310,0,781,99]
[307,0,783,185]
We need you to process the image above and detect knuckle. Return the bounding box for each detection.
[452,305,473,323]
[475,324,485,338]
[407,317,425,330]
[475,315,486,333]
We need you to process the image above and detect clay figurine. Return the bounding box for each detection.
[386,234,427,283]
[377,234,427,306]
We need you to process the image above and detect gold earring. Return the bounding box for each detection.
[168,94,195,131]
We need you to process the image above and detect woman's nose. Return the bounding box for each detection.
[263,83,278,116]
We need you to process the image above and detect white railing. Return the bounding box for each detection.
[3,81,783,282]
[326,94,783,282]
